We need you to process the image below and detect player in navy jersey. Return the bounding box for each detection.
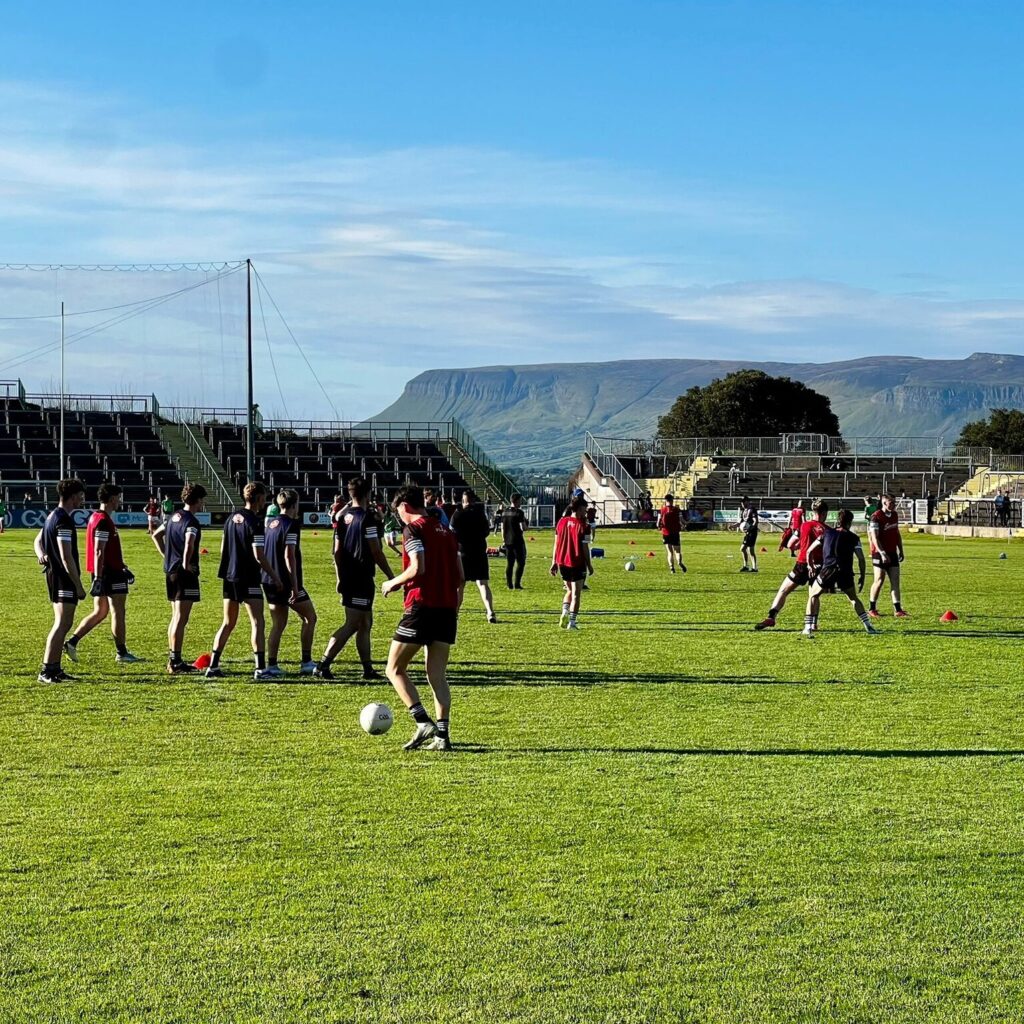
[64,483,141,666]
[151,483,207,674]
[801,508,880,637]
[206,481,282,680]
[316,476,394,680]
[33,478,87,683]
[382,485,463,751]
[262,489,318,677]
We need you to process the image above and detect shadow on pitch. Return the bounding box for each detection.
[456,745,1024,759]
[446,666,870,688]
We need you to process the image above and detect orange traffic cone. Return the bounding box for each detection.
[193,652,212,670]
[940,610,959,623]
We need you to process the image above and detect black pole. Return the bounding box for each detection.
[246,258,255,484]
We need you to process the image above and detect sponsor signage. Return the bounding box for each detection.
[1,507,211,529]
[303,510,334,526]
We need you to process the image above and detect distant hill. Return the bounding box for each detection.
[372,353,1024,467]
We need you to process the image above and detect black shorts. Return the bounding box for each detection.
[813,566,855,593]
[45,569,78,605]
[93,570,130,598]
[340,570,375,610]
[786,561,814,587]
[222,580,264,603]
[462,553,490,582]
[166,570,201,603]
[393,603,458,647]
[872,553,898,571]
[662,532,681,547]
[559,565,588,584]
[264,585,311,606]
[742,528,759,548]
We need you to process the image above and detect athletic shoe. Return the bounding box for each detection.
[205,666,225,679]
[63,641,79,663]
[313,664,335,680]
[566,620,580,631]
[488,614,498,624]
[868,610,882,619]
[750,568,758,573]
[37,670,62,684]
[299,661,318,676]
[754,617,776,631]
[425,736,452,751]
[167,660,197,675]
[54,668,75,682]
[514,585,524,590]
[558,612,568,628]
[739,566,750,573]
[115,651,143,664]
[680,564,687,573]
[801,628,815,639]
[404,721,438,750]
[866,626,882,635]
[362,667,383,681]
[894,610,910,619]
[254,666,282,681]
[670,567,676,574]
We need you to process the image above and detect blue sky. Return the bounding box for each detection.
[1,1,1023,418]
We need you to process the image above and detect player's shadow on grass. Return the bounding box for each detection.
[912,628,1024,639]
[446,666,867,687]
[460,745,1024,759]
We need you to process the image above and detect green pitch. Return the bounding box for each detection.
[1,527,1022,1023]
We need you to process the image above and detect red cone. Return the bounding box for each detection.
[760,546,767,552]
[629,540,637,546]
[940,610,959,622]
[647,551,656,558]
[193,652,212,670]
[200,548,209,555]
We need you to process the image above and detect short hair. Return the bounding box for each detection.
[665,493,675,503]
[812,498,829,515]
[423,487,437,501]
[838,508,854,528]
[97,482,121,504]
[276,488,299,511]
[568,493,588,514]
[741,495,749,503]
[57,478,85,500]
[182,483,207,506]
[882,492,894,501]
[243,481,267,503]
[510,492,522,503]
[347,476,370,500]
[462,488,478,504]
[392,485,424,512]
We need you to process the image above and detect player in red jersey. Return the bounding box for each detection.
[551,493,594,629]
[657,493,686,574]
[868,492,907,618]
[64,483,141,664]
[381,485,464,751]
[778,499,806,556]
[145,494,161,535]
[754,498,828,630]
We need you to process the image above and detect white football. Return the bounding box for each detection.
[359,702,394,735]
[624,561,636,572]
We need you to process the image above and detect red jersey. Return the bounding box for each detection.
[869,509,901,554]
[789,506,805,531]
[400,514,461,610]
[659,505,682,535]
[796,519,825,567]
[86,510,124,574]
[554,515,589,568]
[145,499,159,517]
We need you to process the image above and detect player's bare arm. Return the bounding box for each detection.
[151,522,166,556]
[33,528,46,565]
[284,544,300,603]
[368,537,394,580]
[855,545,866,590]
[382,549,422,597]
[60,536,86,600]
[254,543,282,590]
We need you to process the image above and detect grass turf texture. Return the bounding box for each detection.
[1,526,1023,1023]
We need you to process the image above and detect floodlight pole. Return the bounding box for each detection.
[59,301,65,477]
[245,258,255,484]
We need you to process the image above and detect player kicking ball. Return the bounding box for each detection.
[800,508,880,637]
[868,493,908,619]
[381,486,464,751]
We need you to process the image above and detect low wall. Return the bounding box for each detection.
[914,524,1021,540]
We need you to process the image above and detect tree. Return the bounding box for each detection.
[656,370,841,439]
[956,409,1024,453]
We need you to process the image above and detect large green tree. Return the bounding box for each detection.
[656,370,841,438]
[956,408,1024,453]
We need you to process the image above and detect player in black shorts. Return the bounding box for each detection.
[33,478,87,683]
[262,488,318,677]
[450,488,497,623]
[151,483,207,674]
[207,482,282,680]
[501,493,528,589]
[801,508,880,638]
[738,497,759,572]
[316,476,394,680]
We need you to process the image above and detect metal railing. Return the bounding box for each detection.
[178,422,234,506]
[584,433,644,505]
[447,418,518,502]
[0,379,26,402]
[24,392,155,414]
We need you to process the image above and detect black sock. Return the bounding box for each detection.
[171,649,181,664]
[769,606,779,617]
[301,648,312,663]
[115,641,128,657]
[869,601,877,612]
[362,661,374,673]
[436,718,449,737]
[67,635,79,648]
[268,657,278,667]
[409,702,432,725]
[894,602,902,613]
[211,649,222,668]
[255,651,266,670]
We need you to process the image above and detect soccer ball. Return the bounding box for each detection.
[624,560,636,572]
[359,702,394,735]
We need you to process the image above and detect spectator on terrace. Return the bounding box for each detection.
[995,489,1009,527]
[728,463,740,489]
[926,490,937,524]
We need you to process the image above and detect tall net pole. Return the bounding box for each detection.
[246,258,255,485]
[59,301,65,478]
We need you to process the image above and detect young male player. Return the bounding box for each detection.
[316,476,394,680]
[501,492,528,589]
[64,483,140,665]
[0,495,7,533]
[779,499,806,555]
[738,497,759,572]
[34,478,87,683]
[262,489,318,677]
[151,483,207,674]
[450,489,497,622]
[801,508,880,637]
[868,492,908,618]
[381,485,463,752]
[657,493,686,574]
[145,494,161,535]
[754,498,829,630]
[206,481,283,680]
[551,493,594,630]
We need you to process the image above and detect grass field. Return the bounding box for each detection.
[1,524,1023,1023]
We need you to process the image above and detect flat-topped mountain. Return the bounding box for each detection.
[372,353,1024,467]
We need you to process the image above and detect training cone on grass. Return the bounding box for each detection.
[761,546,768,552]
[940,610,959,623]
[200,547,209,555]
[999,551,1008,559]
[193,652,212,670]
[629,540,637,546]
[647,551,656,558]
